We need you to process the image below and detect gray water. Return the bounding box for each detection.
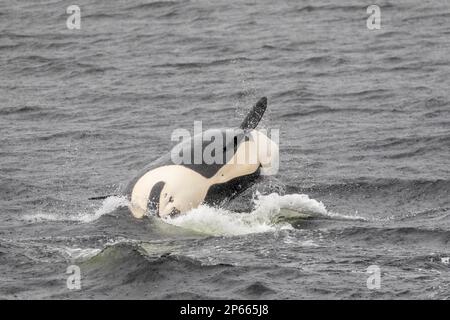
[1,0,449,299]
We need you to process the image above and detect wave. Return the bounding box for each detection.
[36,130,106,141]
[279,106,383,118]
[64,241,235,299]
[328,226,450,247]
[296,3,394,13]
[21,196,129,223]
[394,207,450,222]
[125,1,182,11]
[20,191,367,236]
[59,247,101,260]
[152,57,251,69]
[291,178,450,199]
[83,13,129,20]
[5,55,117,77]
[164,193,362,236]
[402,12,450,23]
[0,105,43,115]
[351,134,450,151]
[302,55,347,66]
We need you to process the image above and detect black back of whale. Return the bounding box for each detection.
[176,128,248,178]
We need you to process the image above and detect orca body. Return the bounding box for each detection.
[93,97,279,219]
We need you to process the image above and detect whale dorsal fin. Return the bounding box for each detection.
[239,97,267,130]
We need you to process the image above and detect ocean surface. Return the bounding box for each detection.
[1,0,449,299]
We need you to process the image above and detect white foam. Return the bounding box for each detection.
[62,247,102,260]
[22,193,364,236]
[164,193,333,236]
[164,205,283,236]
[254,192,328,216]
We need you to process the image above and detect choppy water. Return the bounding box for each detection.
[1,0,449,299]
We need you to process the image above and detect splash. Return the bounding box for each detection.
[88,196,129,222]
[22,193,364,234]
[62,247,102,260]
[164,193,332,236]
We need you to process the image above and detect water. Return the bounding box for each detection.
[1,0,449,299]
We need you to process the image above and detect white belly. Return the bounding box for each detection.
[130,165,210,218]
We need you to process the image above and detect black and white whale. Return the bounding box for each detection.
[91,97,279,219]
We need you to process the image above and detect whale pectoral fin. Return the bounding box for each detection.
[239,97,267,130]
[88,194,118,200]
[148,181,166,217]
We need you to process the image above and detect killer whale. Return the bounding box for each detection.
[91,97,279,219]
